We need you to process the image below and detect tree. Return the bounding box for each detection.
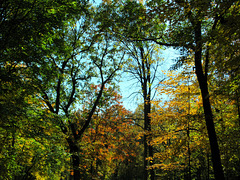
[146,0,240,178]
[0,82,70,179]
[33,20,124,178]
[150,57,240,179]
[1,1,125,179]
[150,62,211,179]
[209,1,240,126]
[73,86,140,179]
[96,1,165,179]
[0,1,86,178]
[124,41,163,180]
[2,0,239,179]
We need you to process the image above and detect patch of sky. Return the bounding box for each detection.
[82,0,182,112]
[119,47,180,112]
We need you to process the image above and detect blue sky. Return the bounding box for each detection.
[119,47,180,112]
[89,0,181,112]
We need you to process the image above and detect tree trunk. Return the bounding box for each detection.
[149,144,154,180]
[144,96,154,180]
[143,134,148,180]
[67,138,81,180]
[143,97,149,180]
[147,103,154,180]
[194,20,225,180]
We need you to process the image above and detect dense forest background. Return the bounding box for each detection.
[1,0,239,179]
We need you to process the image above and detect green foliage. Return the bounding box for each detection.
[0,102,70,179]
[96,0,165,41]
[0,0,91,179]
[1,0,240,179]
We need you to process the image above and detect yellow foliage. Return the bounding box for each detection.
[149,61,210,171]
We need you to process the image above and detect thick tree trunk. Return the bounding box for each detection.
[149,145,154,180]
[147,103,154,180]
[194,20,225,180]
[67,138,81,180]
[143,98,149,180]
[144,97,154,180]
[143,96,152,180]
[143,134,148,180]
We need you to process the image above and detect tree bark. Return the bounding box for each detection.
[146,102,154,180]
[194,20,225,180]
[143,134,148,180]
[67,138,81,180]
[139,44,154,180]
[144,99,154,180]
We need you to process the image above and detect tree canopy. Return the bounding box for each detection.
[1,0,239,179]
